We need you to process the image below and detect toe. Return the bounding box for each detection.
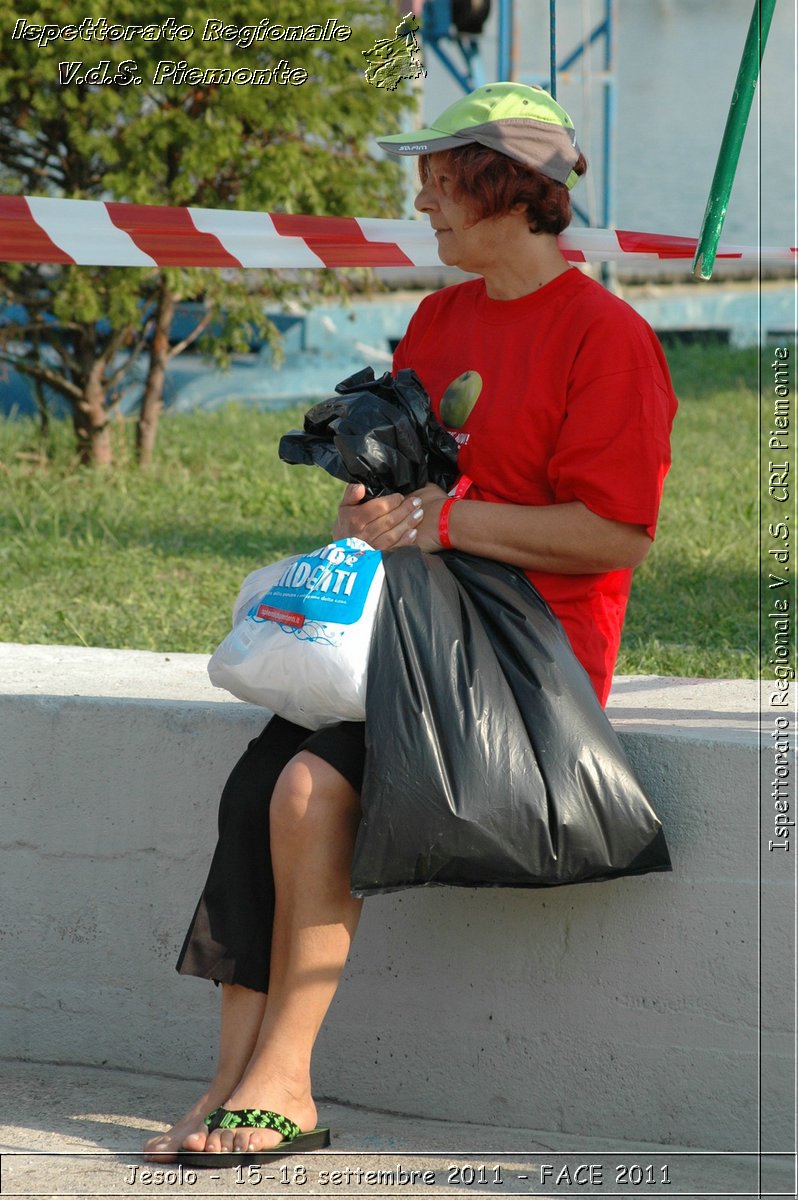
[181,1129,209,1153]
[143,1137,177,1164]
[201,1131,222,1154]
[246,1128,284,1153]
[218,1130,238,1154]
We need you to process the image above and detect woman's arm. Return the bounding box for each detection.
[334,482,651,574]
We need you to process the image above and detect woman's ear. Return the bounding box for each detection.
[508,201,534,230]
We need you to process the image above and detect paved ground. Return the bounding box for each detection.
[0,1061,793,1199]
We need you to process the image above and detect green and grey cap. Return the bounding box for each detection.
[377,81,583,189]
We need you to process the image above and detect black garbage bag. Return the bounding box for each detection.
[351,547,671,896]
[278,367,459,498]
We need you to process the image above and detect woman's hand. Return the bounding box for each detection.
[332,483,428,551]
[403,483,450,552]
[334,483,650,571]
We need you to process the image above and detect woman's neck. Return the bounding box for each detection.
[482,231,571,301]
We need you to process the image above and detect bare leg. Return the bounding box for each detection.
[143,983,266,1160]
[190,750,363,1154]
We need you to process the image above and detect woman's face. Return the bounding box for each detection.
[414,152,523,274]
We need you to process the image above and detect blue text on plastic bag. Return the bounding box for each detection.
[248,539,383,629]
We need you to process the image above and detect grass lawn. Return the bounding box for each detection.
[0,342,759,677]
[617,342,759,678]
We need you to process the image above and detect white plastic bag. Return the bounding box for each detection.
[208,538,384,729]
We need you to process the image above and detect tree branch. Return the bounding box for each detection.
[105,329,150,389]
[167,309,214,359]
[0,353,82,401]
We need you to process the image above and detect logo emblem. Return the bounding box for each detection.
[363,11,426,90]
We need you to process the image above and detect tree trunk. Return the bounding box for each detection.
[136,287,175,468]
[72,364,113,466]
[30,332,51,450]
[32,375,51,447]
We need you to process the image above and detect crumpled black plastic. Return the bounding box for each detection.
[351,547,671,896]
[278,367,459,498]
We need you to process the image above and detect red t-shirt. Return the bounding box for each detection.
[392,267,677,705]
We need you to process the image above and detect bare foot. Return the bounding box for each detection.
[194,1074,318,1155]
[143,1083,234,1162]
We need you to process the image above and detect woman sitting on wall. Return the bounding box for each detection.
[145,82,677,1161]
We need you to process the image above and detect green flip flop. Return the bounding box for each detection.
[178,1106,331,1169]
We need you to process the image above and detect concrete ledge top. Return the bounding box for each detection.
[0,642,761,745]
[0,641,230,704]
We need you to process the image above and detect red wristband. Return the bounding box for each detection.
[438,497,459,549]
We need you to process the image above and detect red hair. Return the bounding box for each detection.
[419,144,587,235]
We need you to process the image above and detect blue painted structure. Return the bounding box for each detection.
[0,298,422,420]
[423,0,487,90]
[1,284,789,422]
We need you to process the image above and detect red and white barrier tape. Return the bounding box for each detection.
[0,195,794,269]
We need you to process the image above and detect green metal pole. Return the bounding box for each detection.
[692,0,778,280]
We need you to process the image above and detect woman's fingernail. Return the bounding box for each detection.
[406,528,417,541]
[412,508,424,521]
[412,496,422,507]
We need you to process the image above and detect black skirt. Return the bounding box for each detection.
[176,714,366,994]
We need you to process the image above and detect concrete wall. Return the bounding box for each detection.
[0,645,791,1151]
